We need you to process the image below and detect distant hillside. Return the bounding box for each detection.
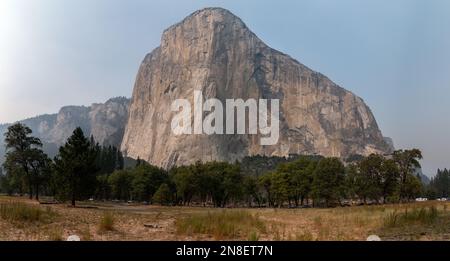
[0,97,130,164]
[415,167,431,184]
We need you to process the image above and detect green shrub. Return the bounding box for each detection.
[98,212,115,232]
[248,231,260,241]
[384,206,439,228]
[295,231,314,241]
[152,183,172,205]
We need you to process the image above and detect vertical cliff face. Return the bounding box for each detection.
[121,8,391,168]
[88,97,130,146]
[41,97,130,147]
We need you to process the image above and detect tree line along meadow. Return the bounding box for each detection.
[0,123,449,208]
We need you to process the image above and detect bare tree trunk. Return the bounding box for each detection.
[28,185,33,200]
[71,189,76,207]
[26,171,33,200]
[35,183,39,201]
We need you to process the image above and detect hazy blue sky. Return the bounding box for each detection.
[1,0,449,176]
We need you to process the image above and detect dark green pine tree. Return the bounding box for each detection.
[105,146,112,173]
[3,123,43,199]
[117,150,124,170]
[430,169,449,198]
[54,127,98,206]
[98,145,107,174]
[109,146,117,173]
[136,157,142,167]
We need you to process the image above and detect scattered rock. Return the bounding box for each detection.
[366,235,381,241]
[144,224,160,229]
[67,235,81,241]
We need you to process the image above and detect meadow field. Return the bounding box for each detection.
[0,196,449,241]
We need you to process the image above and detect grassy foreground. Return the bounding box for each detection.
[0,196,449,241]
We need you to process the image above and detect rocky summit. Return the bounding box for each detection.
[121,7,392,168]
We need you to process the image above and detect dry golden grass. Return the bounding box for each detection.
[256,202,450,241]
[175,210,266,240]
[0,201,57,224]
[46,227,64,241]
[0,195,449,241]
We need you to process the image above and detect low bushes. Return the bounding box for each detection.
[384,206,439,228]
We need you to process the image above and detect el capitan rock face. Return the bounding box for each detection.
[121,7,391,168]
